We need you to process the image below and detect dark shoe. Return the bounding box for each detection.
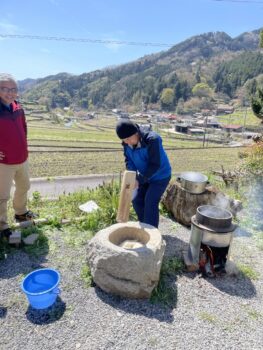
[14,210,38,223]
[0,228,12,240]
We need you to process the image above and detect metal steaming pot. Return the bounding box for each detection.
[177,171,209,194]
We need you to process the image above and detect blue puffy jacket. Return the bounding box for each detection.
[122,128,171,183]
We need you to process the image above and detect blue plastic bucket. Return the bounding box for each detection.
[21,268,60,309]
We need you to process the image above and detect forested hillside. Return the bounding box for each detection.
[19,28,263,111]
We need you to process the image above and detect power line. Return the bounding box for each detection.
[0,34,172,48]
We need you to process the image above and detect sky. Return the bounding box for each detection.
[0,0,262,80]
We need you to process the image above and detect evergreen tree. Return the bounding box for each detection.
[250,31,263,123]
[251,88,263,122]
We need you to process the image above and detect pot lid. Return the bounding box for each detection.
[191,215,237,233]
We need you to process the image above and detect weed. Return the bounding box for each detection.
[46,177,54,182]
[32,190,41,202]
[150,273,177,307]
[161,257,184,275]
[247,309,262,320]
[80,264,93,288]
[150,257,183,307]
[63,228,93,247]
[159,202,170,217]
[199,311,217,323]
[237,263,259,280]
[22,227,49,257]
[21,225,43,238]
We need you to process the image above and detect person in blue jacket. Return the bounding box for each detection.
[116,119,171,228]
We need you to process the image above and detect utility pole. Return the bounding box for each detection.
[242,105,247,139]
[202,115,208,148]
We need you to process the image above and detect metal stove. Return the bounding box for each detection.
[184,205,237,272]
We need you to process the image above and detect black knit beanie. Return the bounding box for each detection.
[116,120,138,139]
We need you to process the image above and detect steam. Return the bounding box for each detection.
[244,177,263,231]
[198,205,231,219]
[211,192,242,219]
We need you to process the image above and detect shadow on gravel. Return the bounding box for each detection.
[26,296,66,325]
[206,275,257,299]
[234,227,252,238]
[95,288,175,323]
[0,306,7,318]
[0,249,48,279]
[162,234,189,259]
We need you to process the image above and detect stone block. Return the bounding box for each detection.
[87,221,166,299]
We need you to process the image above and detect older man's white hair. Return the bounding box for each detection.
[0,73,17,86]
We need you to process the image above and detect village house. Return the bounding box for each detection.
[222,124,243,133]
[216,104,234,115]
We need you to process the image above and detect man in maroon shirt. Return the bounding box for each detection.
[0,73,36,241]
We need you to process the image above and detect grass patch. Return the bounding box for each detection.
[237,263,260,280]
[80,264,93,288]
[21,226,49,257]
[150,257,184,307]
[3,182,121,259]
[161,257,184,275]
[62,228,93,247]
[217,108,260,126]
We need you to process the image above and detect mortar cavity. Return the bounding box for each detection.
[109,227,150,249]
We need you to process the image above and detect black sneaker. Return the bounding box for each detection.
[0,228,12,240]
[14,210,38,223]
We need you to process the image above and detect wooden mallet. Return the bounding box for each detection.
[116,170,136,223]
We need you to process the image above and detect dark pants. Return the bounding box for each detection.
[132,177,171,228]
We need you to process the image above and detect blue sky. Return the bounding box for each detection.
[0,0,262,80]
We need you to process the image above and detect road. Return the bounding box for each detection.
[12,174,119,198]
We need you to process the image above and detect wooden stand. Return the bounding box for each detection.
[116,171,136,223]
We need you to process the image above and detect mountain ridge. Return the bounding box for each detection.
[19,28,263,111]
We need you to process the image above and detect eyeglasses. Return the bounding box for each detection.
[0,87,18,93]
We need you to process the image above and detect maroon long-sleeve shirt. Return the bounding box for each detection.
[0,101,28,164]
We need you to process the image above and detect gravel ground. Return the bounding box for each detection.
[0,216,262,350]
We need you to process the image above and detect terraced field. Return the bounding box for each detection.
[26,115,244,178]
[28,146,243,178]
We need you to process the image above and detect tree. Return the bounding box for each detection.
[160,88,174,110]
[176,98,184,114]
[250,31,263,123]
[192,83,213,98]
[251,88,263,122]
[195,68,201,84]
[260,30,263,49]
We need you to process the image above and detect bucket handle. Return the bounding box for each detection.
[50,287,61,295]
